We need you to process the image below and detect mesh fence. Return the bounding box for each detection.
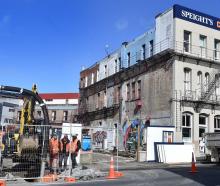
[0,123,138,183]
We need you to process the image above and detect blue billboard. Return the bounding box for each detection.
[173,4,220,31]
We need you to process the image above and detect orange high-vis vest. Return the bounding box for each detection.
[49,138,59,155]
[70,139,78,154]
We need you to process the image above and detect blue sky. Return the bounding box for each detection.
[0,0,219,93]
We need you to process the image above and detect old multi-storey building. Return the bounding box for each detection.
[36,93,79,127]
[0,97,20,126]
[79,4,220,158]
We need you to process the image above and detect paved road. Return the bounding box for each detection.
[32,164,220,186]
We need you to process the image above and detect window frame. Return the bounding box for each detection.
[183,30,191,53]
[126,83,130,101]
[127,52,131,67]
[184,68,192,97]
[137,80,141,100]
[199,34,207,58]
[214,115,220,132]
[149,40,154,56]
[182,112,193,142]
[142,44,146,60]
[214,39,220,60]
[51,111,56,121]
[199,114,208,138]
[63,111,68,121]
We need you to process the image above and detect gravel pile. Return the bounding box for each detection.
[59,166,106,181]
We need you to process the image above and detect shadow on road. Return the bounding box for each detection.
[165,164,220,186]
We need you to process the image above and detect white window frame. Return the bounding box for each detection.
[215,75,220,101]
[85,76,88,87]
[199,35,207,58]
[199,114,208,138]
[197,71,202,97]
[183,31,191,53]
[91,73,94,85]
[184,68,192,98]
[182,112,193,142]
[214,116,220,132]
[51,111,56,121]
[204,73,210,92]
[63,111,68,121]
[214,39,220,60]
[97,70,99,81]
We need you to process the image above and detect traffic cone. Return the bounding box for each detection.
[0,180,6,186]
[65,177,76,183]
[106,156,118,179]
[189,152,197,173]
[115,171,124,177]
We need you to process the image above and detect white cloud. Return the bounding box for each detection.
[115,19,128,31]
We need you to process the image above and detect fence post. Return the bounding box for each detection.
[116,123,119,172]
[69,124,73,177]
[40,125,46,178]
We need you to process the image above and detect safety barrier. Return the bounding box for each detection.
[0,124,133,184]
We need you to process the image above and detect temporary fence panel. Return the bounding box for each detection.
[0,123,137,183]
[62,123,82,165]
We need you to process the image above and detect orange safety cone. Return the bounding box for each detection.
[189,152,198,173]
[41,173,58,183]
[115,171,124,177]
[0,180,6,186]
[64,177,76,183]
[106,156,118,179]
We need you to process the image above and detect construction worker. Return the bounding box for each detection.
[59,134,70,172]
[70,134,81,172]
[49,133,59,173]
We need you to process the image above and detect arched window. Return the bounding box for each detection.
[197,71,202,96]
[204,72,210,92]
[184,68,192,97]
[214,115,220,132]
[182,112,193,142]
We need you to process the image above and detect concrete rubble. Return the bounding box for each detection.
[59,166,106,181]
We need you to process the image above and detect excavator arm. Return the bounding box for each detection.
[0,85,50,160]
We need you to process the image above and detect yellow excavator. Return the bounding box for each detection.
[0,85,50,178]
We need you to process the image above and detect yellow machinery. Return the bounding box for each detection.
[20,84,37,135]
[0,85,50,177]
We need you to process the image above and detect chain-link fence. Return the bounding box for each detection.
[0,123,138,183]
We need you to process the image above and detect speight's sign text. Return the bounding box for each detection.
[173,5,220,30]
[181,10,213,26]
